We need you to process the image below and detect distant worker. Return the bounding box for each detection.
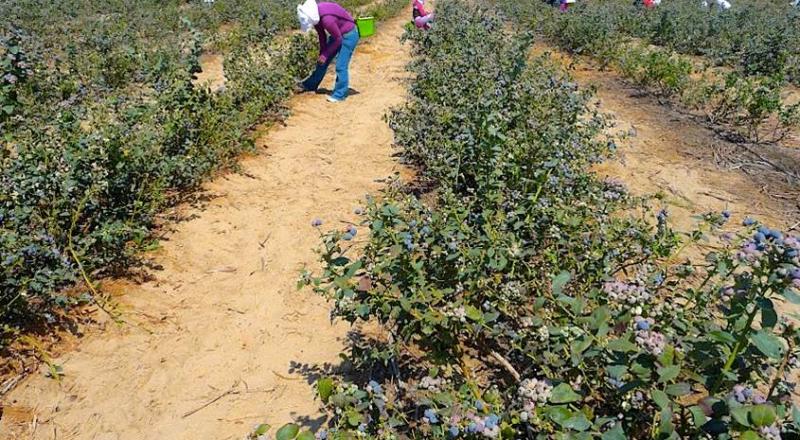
[296,0,360,102]
[701,0,731,9]
[412,0,434,29]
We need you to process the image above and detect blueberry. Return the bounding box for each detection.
[467,423,478,433]
[758,226,770,235]
[743,217,756,226]
[448,426,460,437]
[311,218,323,227]
[722,210,731,219]
[475,400,485,411]
[788,250,799,258]
[754,232,766,243]
[424,408,438,424]
[636,320,650,331]
[368,380,382,394]
[347,225,357,236]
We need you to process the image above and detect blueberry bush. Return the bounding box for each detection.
[0,0,407,340]
[288,1,800,438]
[501,0,800,143]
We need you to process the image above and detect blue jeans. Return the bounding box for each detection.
[302,29,360,100]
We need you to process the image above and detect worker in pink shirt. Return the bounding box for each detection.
[297,0,360,102]
[412,0,434,29]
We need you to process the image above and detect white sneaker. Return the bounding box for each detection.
[326,96,342,103]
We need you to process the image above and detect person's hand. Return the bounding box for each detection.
[317,55,327,65]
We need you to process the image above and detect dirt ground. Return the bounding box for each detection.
[0,11,411,440]
[531,44,800,232]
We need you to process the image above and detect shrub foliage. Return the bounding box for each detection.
[296,2,800,439]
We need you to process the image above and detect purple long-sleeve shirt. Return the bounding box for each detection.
[315,2,356,62]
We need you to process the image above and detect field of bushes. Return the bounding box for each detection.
[256,1,800,439]
[497,0,800,144]
[0,0,406,341]
[4,0,800,438]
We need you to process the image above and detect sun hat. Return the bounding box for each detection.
[297,0,320,33]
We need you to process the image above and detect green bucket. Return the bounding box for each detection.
[356,16,375,37]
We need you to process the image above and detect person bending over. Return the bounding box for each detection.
[412,0,434,29]
[297,0,360,102]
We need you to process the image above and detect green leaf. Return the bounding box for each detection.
[652,390,670,410]
[750,405,776,427]
[730,405,751,427]
[331,257,350,267]
[665,383,691,396]
[657,365,680,383]
[601,424,626,440]
[253,424,271,435]
[591,306,610,330]
[550,383,582,404]
[750,330,785,359]
[296,432,315,440]
[606,365,627,379]
[317,377,334,403]
[547,407,591,432]
[563,412,592,431]
[708,330,736,345]
[552,271,571,296]
[757,298,778,329]
[607,338,637,353]
[346,409,363,427]
[464,305,482,321]
[276,424,300,440]
[570,337,592,360]
[483,311,500,322]
[631,361,651,380]
[659,407,675,435]
[658,345,675,366]
[548,406,572,425]
[739,431,760,440]
[344,260,363,278]
[689,405,707,427]
[792,405,800,427]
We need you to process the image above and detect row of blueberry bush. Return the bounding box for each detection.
[497,0,800,144]
[0,0,405,340]
[521,0,800,83]
[282,1,800,439]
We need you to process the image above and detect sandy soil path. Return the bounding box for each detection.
[563,59,800,231]
[1,11,410,440]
